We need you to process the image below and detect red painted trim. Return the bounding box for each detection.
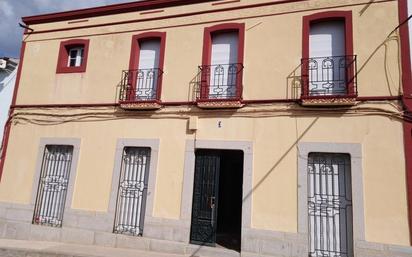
[22,0,219,25]
[200,22,245,100]
[301,11,355,97]
[398,0,412,245]
[0,42,26,180]
[23,0,396,37]
[56,39,90,74]
[10,103,119,109]
[356,96,401,101]
[212,0,241,6]
[24,0,310,35]
[404,122,412,246]
[399,0,412,99]
[128,32,166,102]
[68,19,89,24]
[8,95,400,109]
[140,10,165,15]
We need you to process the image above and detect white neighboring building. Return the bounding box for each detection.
[0,58,18,146]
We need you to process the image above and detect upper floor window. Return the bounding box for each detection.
[301,11,356,104]
[119,32,166,105]
[56,39,90,73]
[67,47,84,67]
[197,23,245,105]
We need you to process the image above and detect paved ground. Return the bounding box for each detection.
[0,238,189,257]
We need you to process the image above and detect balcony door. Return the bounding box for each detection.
[136,39,160,100]
[309,21,346,96]
[209,32,239,99]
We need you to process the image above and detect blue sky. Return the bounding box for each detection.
[0,0,136,58]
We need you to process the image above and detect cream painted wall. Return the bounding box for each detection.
[0,104,409,245]
[17,0,400,104]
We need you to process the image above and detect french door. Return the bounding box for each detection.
[309,21,346,95]
[136,39,161,100]
[209,32,239,99]
[190,150,221,246]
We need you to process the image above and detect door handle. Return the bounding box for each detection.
[209,196,216,226]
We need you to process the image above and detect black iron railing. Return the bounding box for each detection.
[196,63,244,101]
[301,55,357,98]
[33,145,73,227]
[119,68,163,103]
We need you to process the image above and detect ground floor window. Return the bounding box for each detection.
[307,153,353,257]
[33,145,74,227]
[113,147,151,236]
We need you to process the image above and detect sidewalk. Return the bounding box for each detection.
[0,238,188,257]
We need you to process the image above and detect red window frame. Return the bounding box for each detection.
[127,32,166,103]
[301,11,355,98]
[56,39,90,73]
[200,23,245,101]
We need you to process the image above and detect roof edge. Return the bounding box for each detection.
[22,0,219,25]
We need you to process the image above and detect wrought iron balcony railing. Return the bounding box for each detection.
[301,55,357,98]
[119,68,163,103]
[196,63,244,101]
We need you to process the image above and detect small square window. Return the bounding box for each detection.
[67,47,84,67]
[56,39,89,73]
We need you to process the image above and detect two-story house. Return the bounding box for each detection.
[0,0,411,257]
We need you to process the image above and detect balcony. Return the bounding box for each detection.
[195,63,244,108]
[300,55,357,106]
[119,68,163,109]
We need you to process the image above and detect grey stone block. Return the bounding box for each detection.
[149,238,186,254]
[61,227,94,245]
[61,213,78,228]
[241,237,260,254]
[76,214,113,232]
[94,232,116,248]
[260,238,289,256]
[0,220,8,238]
[355,240,385,251]
[143,224,174,241]
[115,234,150,251]
[5,208,33,223]
[185,244,240,257]
[172,227,188,243]
[239,252,260,257]
[29,225,61,242]
[0,249,26,257]
[5,222,31,240]
[387,244,412,255]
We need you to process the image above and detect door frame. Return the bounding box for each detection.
[297,142,365,244]
[181,140,253,245]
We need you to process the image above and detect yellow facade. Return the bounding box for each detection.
[0,0,410,255]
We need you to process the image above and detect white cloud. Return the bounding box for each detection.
[0,1,14,18]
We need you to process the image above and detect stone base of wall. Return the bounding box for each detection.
[0,203,411,257]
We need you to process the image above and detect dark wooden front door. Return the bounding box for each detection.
[190,150,220,246]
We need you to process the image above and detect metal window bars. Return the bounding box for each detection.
[307,153,353,257]
[33,145,74,227]
[301,55,357,97]
[119,68,163,103]
[196,63,243,101]
[113,147,151,236]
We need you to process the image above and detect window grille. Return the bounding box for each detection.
[114,147,151,236]
[33,145,74,227]
[308,153,353,257]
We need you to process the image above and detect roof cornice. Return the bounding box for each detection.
[22,0,218,25]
